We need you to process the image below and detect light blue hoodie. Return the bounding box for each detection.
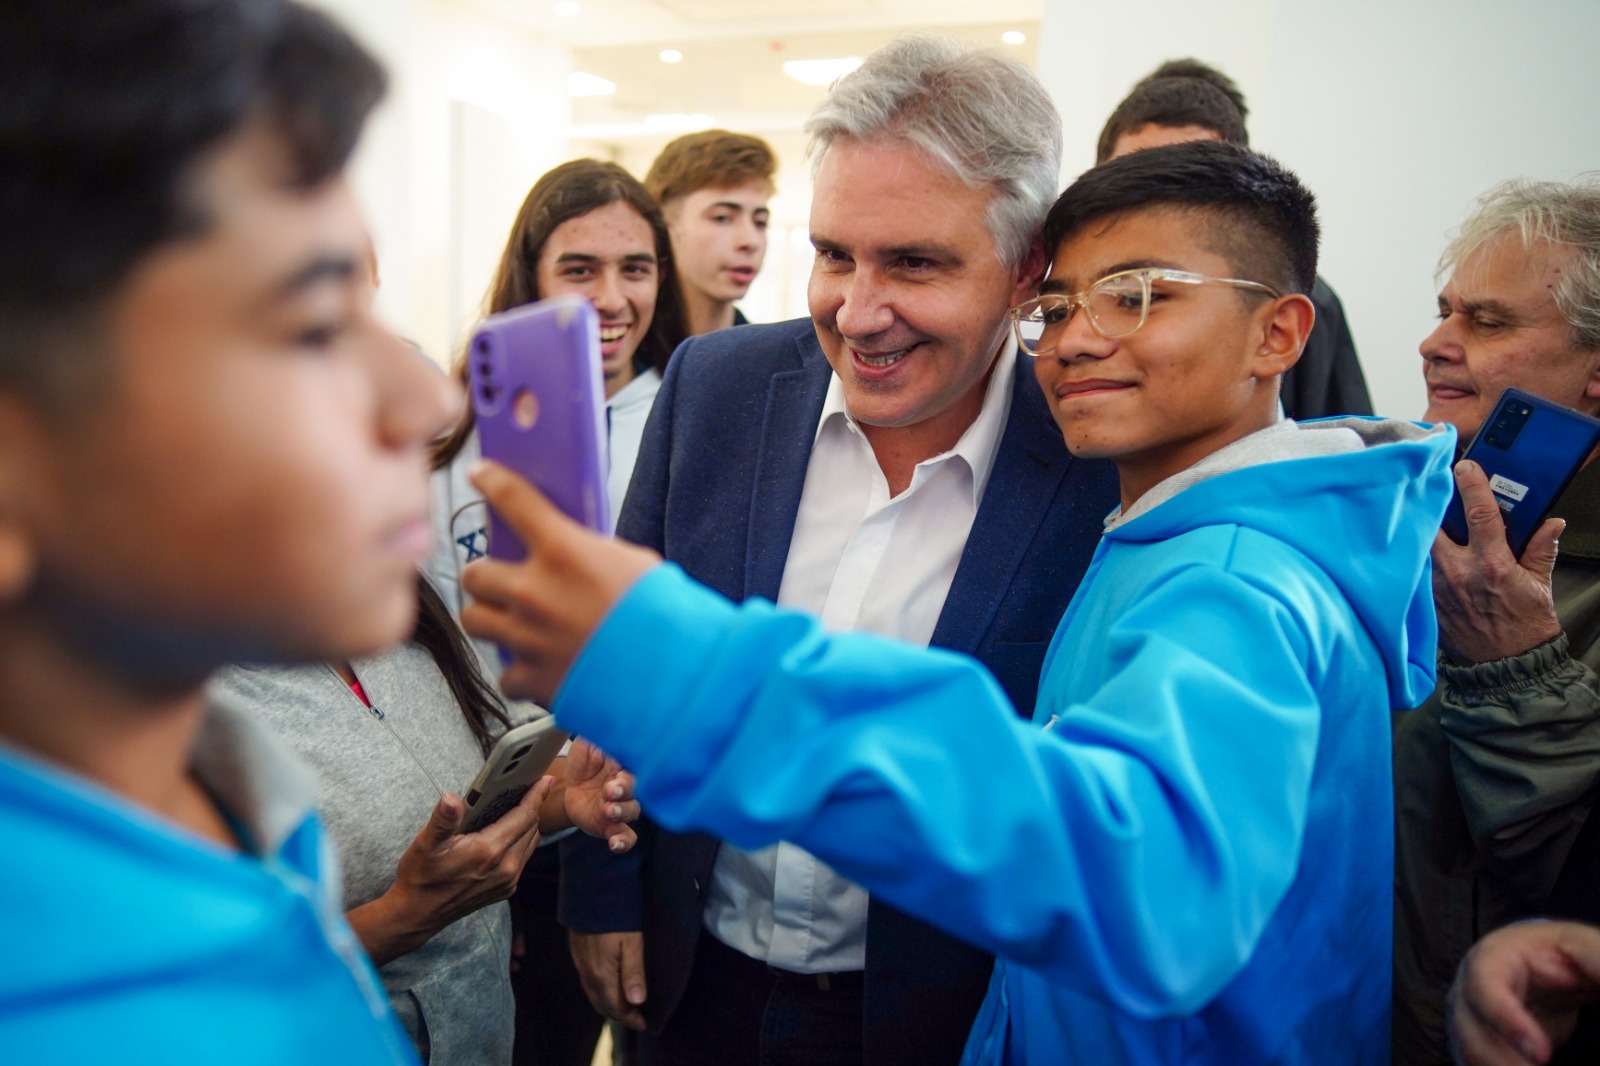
[553,416,1455,1064]
[0,701,418,1065]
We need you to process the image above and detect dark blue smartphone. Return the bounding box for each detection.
[468,295,613,567]
[1441,387,1600,557]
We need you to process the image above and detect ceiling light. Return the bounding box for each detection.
[643,113,716,132]
[554,1,580,16]
[660,49,683,64]
[567,71,616,97]
[1002,30,1026,45]
[782,57,863,87]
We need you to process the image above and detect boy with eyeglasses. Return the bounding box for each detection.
[455,140,1455,1063]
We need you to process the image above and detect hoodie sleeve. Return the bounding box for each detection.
[553,558,1320,1018]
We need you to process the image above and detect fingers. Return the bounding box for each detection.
[605,770,636,804]
[603,821,638,854]
[570,931,648,1028]
[1455,461,1514,561]
[468,458,572,558]
[418,792,465,848]
[619,930,648,1012]
[476,774,554,850]
[1460,959,1550,1066]
[1520,517,1566,578]
[1555,922,1600,985]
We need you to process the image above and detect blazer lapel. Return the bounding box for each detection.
[931,350,1074,656]
[744,332,831,601]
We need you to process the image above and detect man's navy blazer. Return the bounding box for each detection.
[560,317,1117,1065]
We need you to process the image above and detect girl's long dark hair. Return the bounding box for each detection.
[411,573,510,756]
[431,158,689,469]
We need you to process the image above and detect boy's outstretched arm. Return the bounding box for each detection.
[461,462,1318,1017]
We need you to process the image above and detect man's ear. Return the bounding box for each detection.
[1251,293,1316,380]
[1009,238,1050,305]
[1582,348,1600,412]
[0,394,43,604]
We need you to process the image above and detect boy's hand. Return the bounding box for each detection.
[564,736,640,853]
[460,460,659,705]
[1432,460,1563,665]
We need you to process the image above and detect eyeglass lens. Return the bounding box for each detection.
[1017,274,1149,352]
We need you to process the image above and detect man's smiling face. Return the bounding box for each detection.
[1421,232,1600,439]
[806,137,1036,449]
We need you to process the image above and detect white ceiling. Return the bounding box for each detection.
[566,21,1039,137]
[460,0,1042,47]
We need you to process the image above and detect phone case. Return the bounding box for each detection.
[1441,387,1600,556]
[459,716,570,834]
[468,295,613,568]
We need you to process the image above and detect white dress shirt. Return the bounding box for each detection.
[702,341,1017,973]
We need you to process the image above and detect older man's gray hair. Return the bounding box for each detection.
[1440,174,1600,351]
[803,34,1062,269]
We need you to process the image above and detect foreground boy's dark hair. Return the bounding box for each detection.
[1046,140,1319,297]
[0,0,385,403]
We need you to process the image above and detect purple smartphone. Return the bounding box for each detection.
[468,295,612,566]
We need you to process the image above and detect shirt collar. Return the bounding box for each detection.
[815,333,1018,507]
[192,695,324,857]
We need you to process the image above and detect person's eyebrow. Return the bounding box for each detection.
[1099,257,1184,277]
[881,242,958,261]
[1459,298,1521,321]
[554,252,658,265]
[277,254,357,297]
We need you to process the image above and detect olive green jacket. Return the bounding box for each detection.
[1393,459,1600,1065]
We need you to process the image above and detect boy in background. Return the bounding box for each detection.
[644,129,775,335]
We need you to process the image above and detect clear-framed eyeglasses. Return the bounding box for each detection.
[1009,267,1281,355]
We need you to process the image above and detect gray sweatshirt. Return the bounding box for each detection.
[212,643,525,1066]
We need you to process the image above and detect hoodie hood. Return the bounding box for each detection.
[1109,416,1457,710]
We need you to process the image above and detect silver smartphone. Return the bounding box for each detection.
[459,716,569,834]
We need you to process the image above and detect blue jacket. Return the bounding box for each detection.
[552,417,1455,1064]
[559,317,1118,1063]
[0,704,417,1065]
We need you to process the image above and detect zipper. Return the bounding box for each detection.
[327,662,503,948]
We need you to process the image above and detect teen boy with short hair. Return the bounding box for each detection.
[0,1,459,1059]
[643,129,775,336]
[459,140,1456,1063]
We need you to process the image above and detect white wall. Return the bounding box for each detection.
[1038,0,1600,419]
[314,0,574,365]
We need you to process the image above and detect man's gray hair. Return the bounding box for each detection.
[1440,174,1600,351]
[803,34,1062,268]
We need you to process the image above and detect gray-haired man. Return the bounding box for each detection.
[557,34,1117,1066]
[1394,175,1600,1065]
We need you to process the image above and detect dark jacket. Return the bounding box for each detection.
[1393,458,1600,1065]
[558,317,1117,1066]
[1282,277,1372,421]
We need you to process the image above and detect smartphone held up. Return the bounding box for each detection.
[468,294,614,564]
[1441,387,1600,557]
